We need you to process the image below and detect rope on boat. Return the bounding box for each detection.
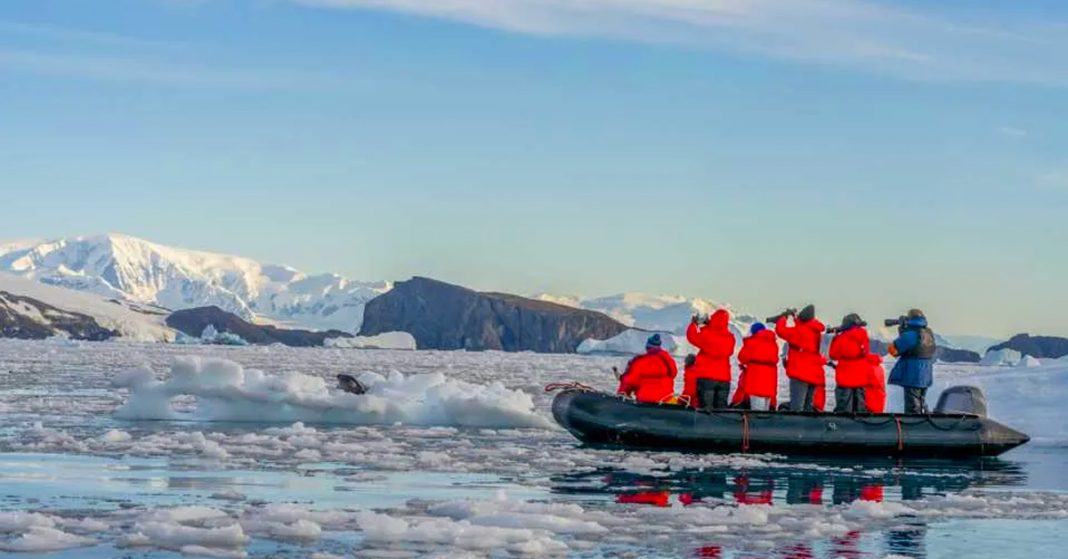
[742,413,751,453]
[544,382,595,393]
[895,416,905,451]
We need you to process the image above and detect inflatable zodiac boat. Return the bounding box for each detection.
[550,386,1029,458]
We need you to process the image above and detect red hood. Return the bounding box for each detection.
[752,329,777,342]
[800,319,825,333]
[708,309,730,330]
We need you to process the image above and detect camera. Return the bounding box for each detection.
[884,316,907,327]
[827,320,867,335]
[765,308,797,323]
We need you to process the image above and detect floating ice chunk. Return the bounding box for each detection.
[114,356,552,429]
[0,512,54,532]
[210,491,247,502]
[980,348,1022,366]
[53,517,109,533]
[1019,355,1042,367]
[844,499,913,519]
[240,503,360,542]
[178,544,248,558]
[355,511,567,554]
[268,519,321,540]
[578,329,688,356]
[101,429,132,443]
[0,526,96,552]
[427,495,607,535]
[467,513,607,535]
[123,521,247,552]
[325,332,417,350]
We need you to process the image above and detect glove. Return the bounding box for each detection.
[691,314,699,325]
[888,343,899,357]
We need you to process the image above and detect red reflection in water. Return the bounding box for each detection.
[780,543,815,559]
[860,484,884,502]
[831,530,863,559]
[695,545,722,558]
[734,474,774,505]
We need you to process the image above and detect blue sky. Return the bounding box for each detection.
[2,0,1067,337]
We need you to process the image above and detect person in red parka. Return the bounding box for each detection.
[684,309,736,409]
[617,334,678,404]
[736,322,779,411]
[865,355,887,413]
[828,313,871,413]
[774,304,827,412]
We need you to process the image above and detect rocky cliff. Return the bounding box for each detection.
[166,306,352,347]
[868,338,980,363]
[359,277,629,353]
[988,334,1068,359]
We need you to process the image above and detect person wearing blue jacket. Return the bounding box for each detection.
[887,309,936,414]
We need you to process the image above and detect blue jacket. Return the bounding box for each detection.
[888,317,934,388]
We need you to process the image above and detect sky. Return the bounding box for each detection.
[1,0,1067,337]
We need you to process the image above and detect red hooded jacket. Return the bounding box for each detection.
[776,317,827,386]
[828,326,872,389]
[684,310,735,397]
[737,329,779,399]
[617,348,678,403]
[866,358,886,413]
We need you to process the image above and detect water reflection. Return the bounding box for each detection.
[553,456,1026,506]
[552,456,1027,558]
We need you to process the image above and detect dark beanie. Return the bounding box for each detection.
[646,333,662,348]
[841,313,863,329]
[750,322,767,335]
[799,304,816,322]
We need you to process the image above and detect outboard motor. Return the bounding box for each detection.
[935,386,988,417]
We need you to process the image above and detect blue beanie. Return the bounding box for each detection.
[646,333,662,348]
[750,322,766,335]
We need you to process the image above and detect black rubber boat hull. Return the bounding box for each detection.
[552,390,1029,458]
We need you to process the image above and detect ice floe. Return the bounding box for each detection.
[112,355,552,429]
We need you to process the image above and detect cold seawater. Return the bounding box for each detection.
[0,340,1064,558]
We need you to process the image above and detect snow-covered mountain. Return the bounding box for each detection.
[0,234,389,333]
[0,272,175,341]
[536,292,759,337]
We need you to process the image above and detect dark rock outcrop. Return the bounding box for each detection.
[166,306,352,347]
[868,338,980,363]
[0,291,118,341]
[359,277,629,353]
[989,334,1068,359]
[933,346,981,363]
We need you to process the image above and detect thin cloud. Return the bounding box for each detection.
[997,126,1028,139]
[0,20,182,50]
[0,20,316,89]
[0,48,309,89]
[293,0,1068,86]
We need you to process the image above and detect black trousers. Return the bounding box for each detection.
[789,378,818,412]
[696,378,730,410]
[834,387,868,413]
[904,387,928,414]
